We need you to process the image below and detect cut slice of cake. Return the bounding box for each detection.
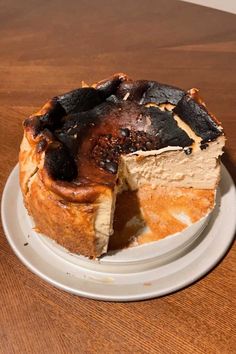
[19,73,225,258]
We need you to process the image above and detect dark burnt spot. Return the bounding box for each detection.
[99,160,105,168]
[106,95,120,104]
[174,94,222,143]
[105,161,118,174]
[36,139,47,153]
[23,117,33,128]
[200,143,209,150]
[23,116,42,136]
[116,80,150,102]
[61,101,114,132]
[44,143,77,181]
[120,128,130,137]
[58,88,104,114]
[39,100,65,130]
[129,146,137,153]
[23,100,65,137]
[184,147,193,155]
[116,80,185,105]
[96,74,126,99]
[142,83,185,105]
[145,141,152,149]
[54,130,80,156]
[144,106,193,148]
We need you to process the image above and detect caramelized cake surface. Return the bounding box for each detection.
[19,73,225,257]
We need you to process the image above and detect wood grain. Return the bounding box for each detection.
[0,0,235,353]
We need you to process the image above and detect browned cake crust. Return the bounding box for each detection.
[20,100,112,258]
[24,173,110,256]
[19,73,224,258]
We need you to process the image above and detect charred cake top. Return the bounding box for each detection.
[23,73,223,185]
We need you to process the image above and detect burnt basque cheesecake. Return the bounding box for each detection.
[19,73,225,258]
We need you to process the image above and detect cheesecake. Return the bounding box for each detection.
[19,73,225,258]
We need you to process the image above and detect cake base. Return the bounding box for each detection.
[109,186,215,252]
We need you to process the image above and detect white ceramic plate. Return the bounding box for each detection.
[1,164,236,301]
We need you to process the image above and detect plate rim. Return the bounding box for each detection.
[1,163,236,301]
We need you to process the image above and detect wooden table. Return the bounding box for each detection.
[0,1,235,353]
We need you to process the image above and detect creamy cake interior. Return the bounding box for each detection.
[95,140,223,254]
